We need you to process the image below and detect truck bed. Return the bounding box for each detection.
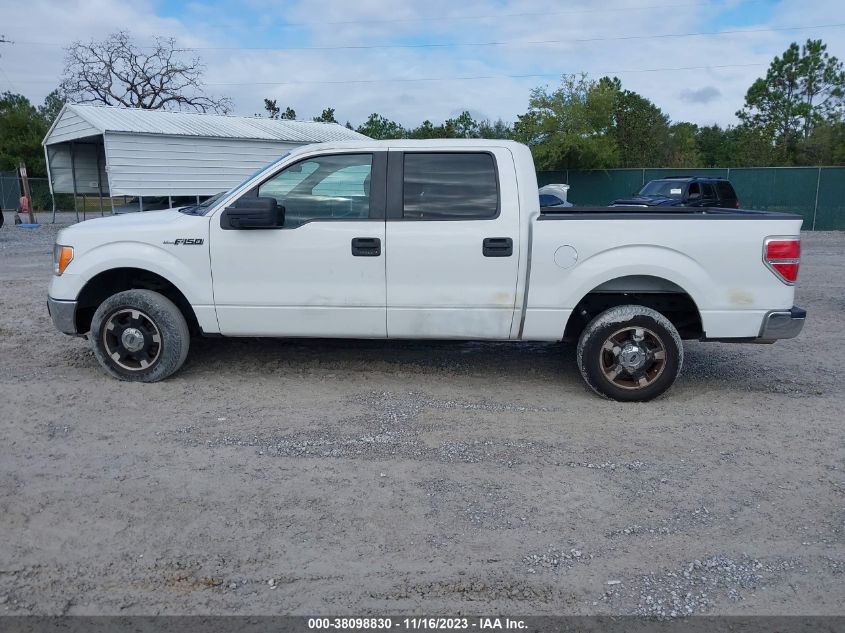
[522,206,803,341]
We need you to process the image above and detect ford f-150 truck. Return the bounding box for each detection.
[47,140,805,401]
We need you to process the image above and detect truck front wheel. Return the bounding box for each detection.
[576,305,683,402]
[90,289,190,382]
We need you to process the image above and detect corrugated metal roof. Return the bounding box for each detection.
[54,104,369,143]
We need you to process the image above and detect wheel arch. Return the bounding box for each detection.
[563,274,704,341]
[75,267,200,336]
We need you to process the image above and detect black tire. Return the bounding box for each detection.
[576,305,683,402]
[90,289,190,382]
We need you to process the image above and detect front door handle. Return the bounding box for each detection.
[351,237,381,257]
[483,237,513,257]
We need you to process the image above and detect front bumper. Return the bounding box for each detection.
[758,305,806,341]
[47,297,79,336]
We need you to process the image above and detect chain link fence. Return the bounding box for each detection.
[3,168,844,229]
[0,174,120,222]
[537,166,845,230]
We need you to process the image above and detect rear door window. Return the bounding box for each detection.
[402,153,498,220]
[716,181,737,200]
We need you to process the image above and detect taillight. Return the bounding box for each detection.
[764,237,800,284]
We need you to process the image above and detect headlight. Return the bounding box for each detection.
[53,244,74,275]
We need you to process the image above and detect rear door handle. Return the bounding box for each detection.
[351,237,381,257]
[483,237,513,257]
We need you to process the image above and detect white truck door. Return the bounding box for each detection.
[209,152,387,337]
[385,149,520,339]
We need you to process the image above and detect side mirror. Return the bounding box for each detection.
[221,196,284,230]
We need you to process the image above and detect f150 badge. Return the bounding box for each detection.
[163,238,204,245]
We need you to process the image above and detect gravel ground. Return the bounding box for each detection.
[0,215,843,616]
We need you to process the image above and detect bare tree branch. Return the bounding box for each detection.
[60,31,232,113]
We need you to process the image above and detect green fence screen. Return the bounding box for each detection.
[816,168,845,230]
[537,166,845,230]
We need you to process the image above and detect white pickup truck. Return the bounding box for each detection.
[48,140,805,401]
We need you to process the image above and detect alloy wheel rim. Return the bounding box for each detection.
[102,308,162,371]
[599,326,667,390]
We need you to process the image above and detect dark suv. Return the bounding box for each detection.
[610,177,740,209]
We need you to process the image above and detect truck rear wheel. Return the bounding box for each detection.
[90,289,190,382]
[576,305,683,402]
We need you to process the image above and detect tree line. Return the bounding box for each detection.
[265,39,844,170]
[2,32,843,179]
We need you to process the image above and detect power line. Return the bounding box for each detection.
[12,22,845,52]
[180,23,845,51]
[199,62,765,86]
[8,62,765,87]
[265,0,766,27]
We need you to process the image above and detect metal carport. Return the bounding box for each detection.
[42,104,369,214]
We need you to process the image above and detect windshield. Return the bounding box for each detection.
[198,191,225,208]
[179,191,225,215]
[186,153,291,216]
[638,181,685,198]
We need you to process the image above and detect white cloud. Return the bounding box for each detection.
[680,86,722,104]
[1,0,843,129]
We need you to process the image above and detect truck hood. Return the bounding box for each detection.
[57,208,209,255]
[610,196,681,207]
[63,208,184,233]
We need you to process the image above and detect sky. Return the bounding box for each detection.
[0,0,843,129]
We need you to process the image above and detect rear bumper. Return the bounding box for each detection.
[47,296,79,336]
[758,305,806,341]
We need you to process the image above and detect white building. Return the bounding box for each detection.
[42,104,368,209]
